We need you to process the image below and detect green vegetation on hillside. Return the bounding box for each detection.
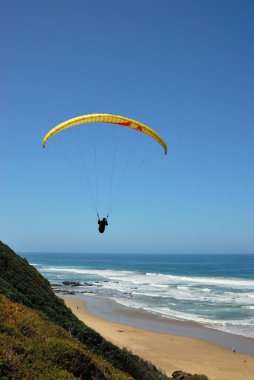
[0,295,132,380]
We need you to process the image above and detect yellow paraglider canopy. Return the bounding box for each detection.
[42,113,167,155]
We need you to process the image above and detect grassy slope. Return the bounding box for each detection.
[0,295,132,380]
[0,241,170,380]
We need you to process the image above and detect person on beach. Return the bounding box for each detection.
[98,217,108,233]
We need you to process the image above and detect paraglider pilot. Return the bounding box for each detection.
[98,217,108,233]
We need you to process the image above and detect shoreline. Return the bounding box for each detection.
[64,293,254,355]
[61,295,254,380]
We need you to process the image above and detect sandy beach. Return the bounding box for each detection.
[62,296,254,380]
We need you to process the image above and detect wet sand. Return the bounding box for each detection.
[62,295,254,380]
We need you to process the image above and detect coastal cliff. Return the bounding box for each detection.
[0,241,208,380]
[0,241,171,380]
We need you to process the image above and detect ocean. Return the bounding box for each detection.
[24,253,254,339]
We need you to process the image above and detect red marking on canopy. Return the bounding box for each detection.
[112,121,131,126]
[136,125,142,132]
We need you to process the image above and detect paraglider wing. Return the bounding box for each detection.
[42,114,167,155]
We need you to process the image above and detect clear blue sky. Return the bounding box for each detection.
[1,0,253,253]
